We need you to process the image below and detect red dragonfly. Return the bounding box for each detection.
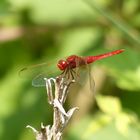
[21,49,124,88]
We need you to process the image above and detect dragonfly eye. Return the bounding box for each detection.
[57,60,68,71]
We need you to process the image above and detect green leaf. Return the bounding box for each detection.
[123,0,139,16]
[116,66,140,91]
[96,95,122,116]
[31,0,97,24]
[67,112,140,140]
[82,0,140,45]
[99,48,140,91]
[58,27,101,56]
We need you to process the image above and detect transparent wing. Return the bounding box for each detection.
[87,64,96,95]
[32,74,48,87]
[69,57,95,96]
[75,64,95,95]
[19,61,61,87]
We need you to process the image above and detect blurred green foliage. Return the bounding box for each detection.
[0,0,140,140]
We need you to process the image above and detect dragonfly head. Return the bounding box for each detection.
[57,60,68,71]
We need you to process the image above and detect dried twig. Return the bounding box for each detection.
[27,76,78,140]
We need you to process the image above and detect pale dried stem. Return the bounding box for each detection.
[27,76,78,140]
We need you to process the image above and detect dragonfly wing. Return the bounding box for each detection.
[87,64,95,95]
[71,58,95,95]
[32,74,47,87]
[19,61,61,87]
[78,65,95,95]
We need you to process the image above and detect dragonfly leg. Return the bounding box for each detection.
[69,69,75,80]
[60,68,67,78]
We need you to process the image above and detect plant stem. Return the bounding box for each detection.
[27,76,78,140]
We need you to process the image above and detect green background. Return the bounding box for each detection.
[0,0,140,139]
